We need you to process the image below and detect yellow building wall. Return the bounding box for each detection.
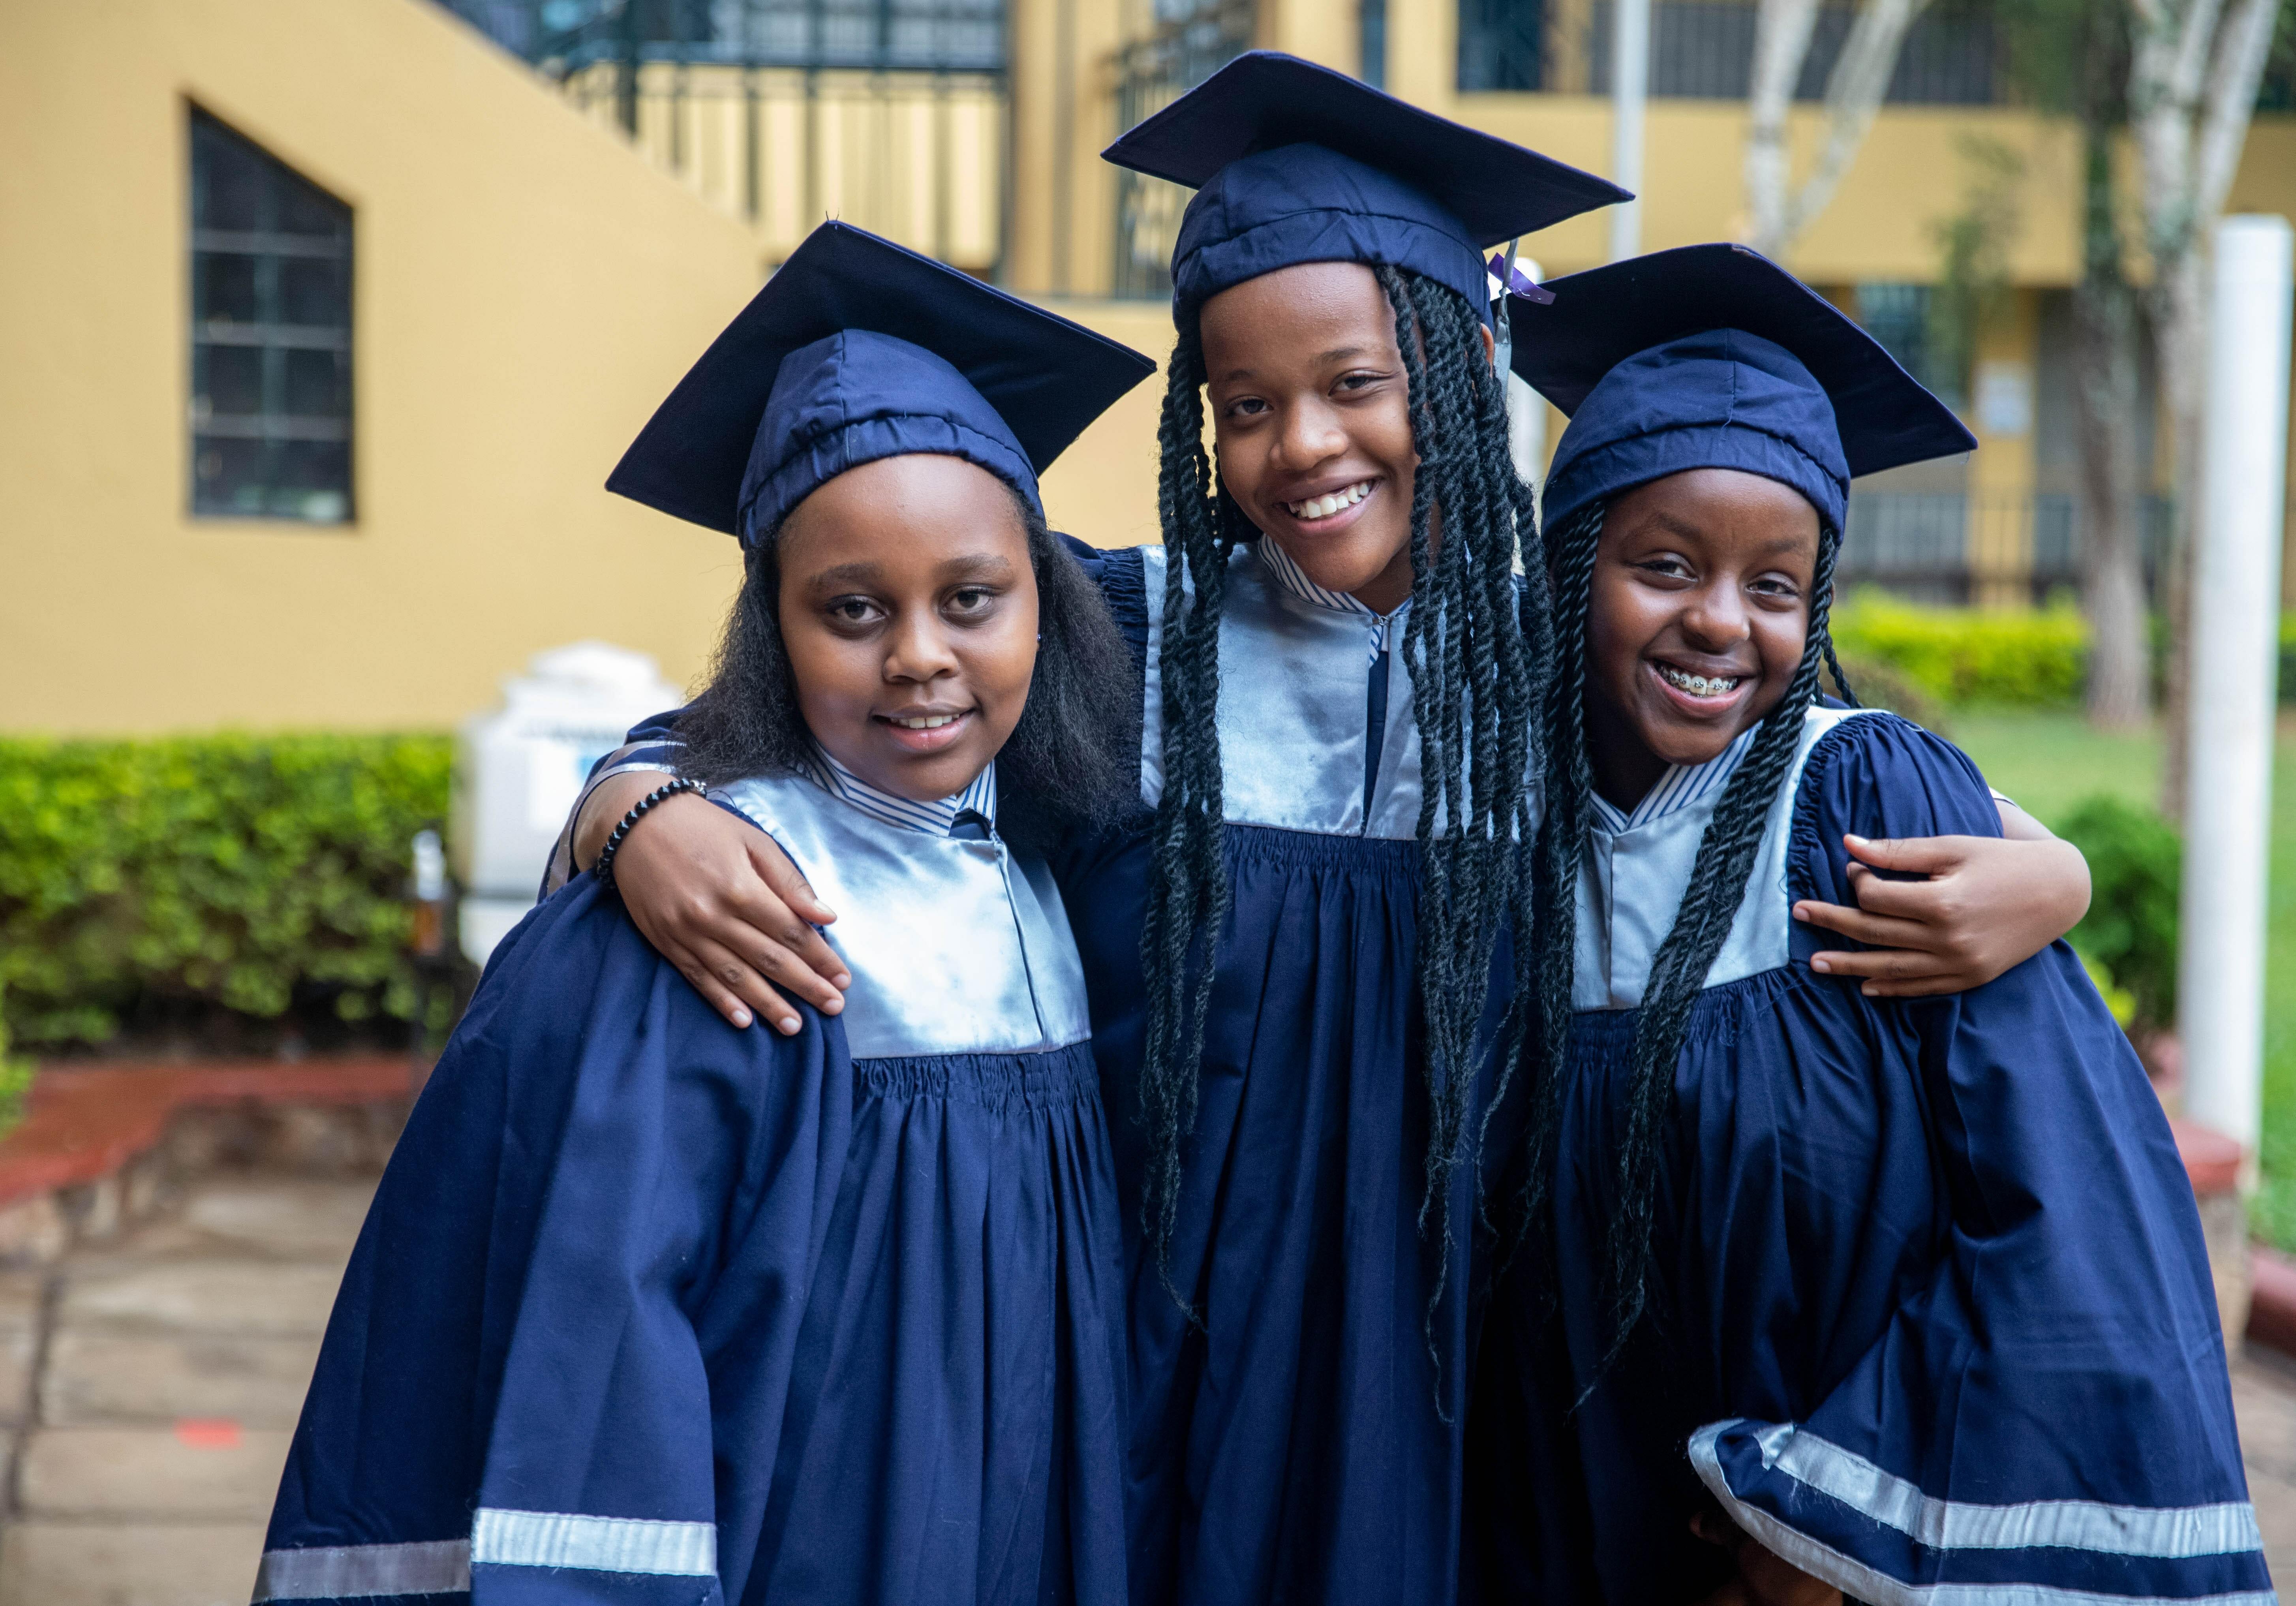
[0,0,1174,736]
[0,0,779,734]
[1037,300,1178,550]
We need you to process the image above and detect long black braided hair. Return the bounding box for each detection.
[1530,494,1854,1358]
[1136,263,1553,1361]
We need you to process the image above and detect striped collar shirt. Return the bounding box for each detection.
[1588,726,1759,834]
[803,748,998,838]
[1255,537,1409,663]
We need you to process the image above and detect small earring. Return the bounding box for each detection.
[1036,632,1042,642]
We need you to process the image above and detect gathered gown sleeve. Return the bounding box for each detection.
[257,877,852,1605]
[1690,714,2269,1604]
[537,709,691,898]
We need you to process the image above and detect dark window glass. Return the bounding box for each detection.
[1459,0,1547,91]
[1856,283,1933,381]
[189,107,354,524]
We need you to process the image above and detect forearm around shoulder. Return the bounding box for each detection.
[574,771,674,872]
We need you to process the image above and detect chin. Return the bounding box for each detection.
[1283,536,1401,594]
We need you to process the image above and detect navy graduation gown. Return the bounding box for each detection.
[1498,707,2268,1604]
[1060,538,1524,1606]
[259,774,1129,1606]
[564,536,1529,1606]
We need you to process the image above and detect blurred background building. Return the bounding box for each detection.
[3,0,2292,735]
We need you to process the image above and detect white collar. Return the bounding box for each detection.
[1254,538,1408,659]
[1588,725,1760,834]
[803,747,998,838]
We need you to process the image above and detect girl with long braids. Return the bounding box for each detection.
[552,61,2097,1605]
[1495,244,2265,1605]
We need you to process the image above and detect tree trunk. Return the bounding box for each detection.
[1790,0,1935,235]
[2154,242,2209,815]
[2076,272,2152,729]
[1746,0,1821,256]
[2073,43,2152,731]
[1744,0,1930,259]
[2125,0,2279,819]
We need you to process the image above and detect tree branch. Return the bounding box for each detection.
[1787,0,1935,240]
[2193,0,2279,220]
[1745,0,1823,256]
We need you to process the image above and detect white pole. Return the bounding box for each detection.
[1608,0,1648,263]
[2180,214,2294,1163]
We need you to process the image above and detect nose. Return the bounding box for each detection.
[1678,578,1752,654]
[883,608,961,686]
[1270,394,1348,473]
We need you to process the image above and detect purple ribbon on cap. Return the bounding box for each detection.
[1489,253,1554,304]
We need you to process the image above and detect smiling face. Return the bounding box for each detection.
[775,452,1039,802]
[1197,261,1436,614]
[1583,467,1822,810]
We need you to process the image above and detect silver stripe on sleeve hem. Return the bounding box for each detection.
[251,1538,471,1600]
[471,1507,717,1575]
[1688,1423,2272,1606]
[1695,1418,2262,1559]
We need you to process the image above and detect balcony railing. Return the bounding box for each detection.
[441,0,1008,272]
[1459,0,2001,103]
[555,57,1006,270]
[1839,491,2173,605]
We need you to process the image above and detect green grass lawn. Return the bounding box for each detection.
[1950,711,2296,1246]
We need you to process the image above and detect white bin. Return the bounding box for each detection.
[453,641,684,966]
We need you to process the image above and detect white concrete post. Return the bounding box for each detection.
[1608,0,1648,263]
[2180,214,2294,1161]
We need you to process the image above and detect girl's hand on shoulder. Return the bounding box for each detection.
[593,786,851,1034]
[1688,1511,1840,1606]
[1792,816,2091,998]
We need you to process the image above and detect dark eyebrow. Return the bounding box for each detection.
[802,552,1018,594]
[1628,510,1710,543]
[806,561,884,591]
[1216,346,1381,384]
[1624,513,1815,559]
[939,554,1019,582]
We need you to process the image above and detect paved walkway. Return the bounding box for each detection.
[5,1173,2296,1602]
[0,1173,374,1606]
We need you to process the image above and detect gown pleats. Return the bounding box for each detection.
[261,878,1130,1606]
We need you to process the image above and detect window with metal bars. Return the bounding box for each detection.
[188,107,355,525]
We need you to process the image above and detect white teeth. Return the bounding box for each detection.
[1658,665,1742,698]
[1287,481,1372,520]
[892,714,961,729]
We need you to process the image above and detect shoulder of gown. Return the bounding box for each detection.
[1055,530,1150,673]
[259,879,850,1605]
[1782,709,2001,966]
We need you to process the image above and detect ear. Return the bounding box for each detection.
[1481,324,1496,369]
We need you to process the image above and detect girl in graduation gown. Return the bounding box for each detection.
[255,223,1156,1606]
[1491,244,2268,1604]
[549,57,2102,1606]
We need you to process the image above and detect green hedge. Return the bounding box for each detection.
[2054,795,2181,1035]
[0,734,451,1049]
[1830,591,2088,708]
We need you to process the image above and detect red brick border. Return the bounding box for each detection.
[0,1058,414,1209]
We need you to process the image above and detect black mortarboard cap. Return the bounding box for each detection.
[608,222,1158,543]
[1102,51,1627,323]
[1515,243,1976,532]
